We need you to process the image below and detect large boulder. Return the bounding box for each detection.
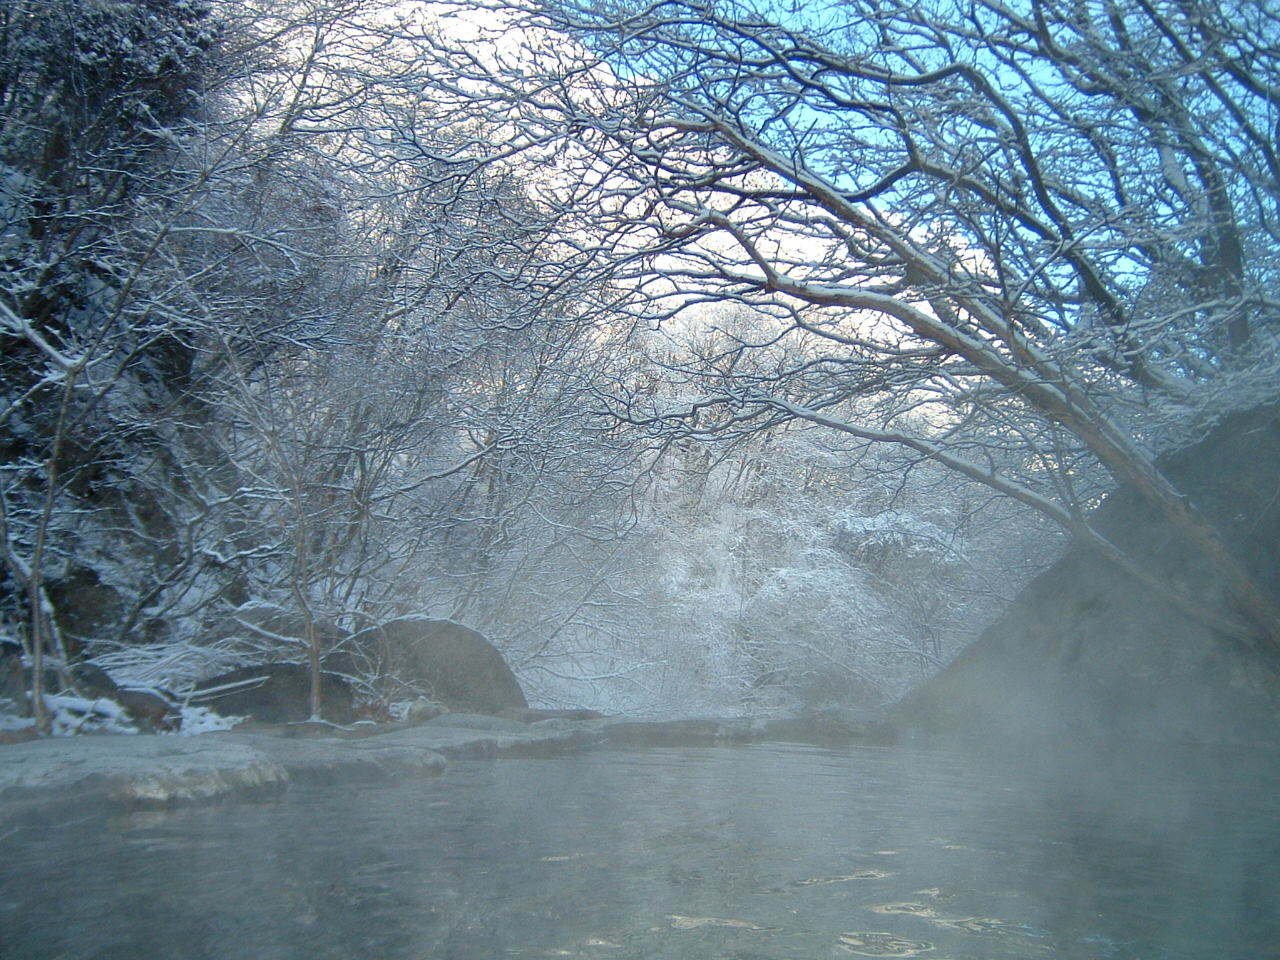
[191,663,356,724]
[895,405,1280,745]
[351,617,527,715]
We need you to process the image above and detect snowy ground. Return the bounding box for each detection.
[0,694,241,737]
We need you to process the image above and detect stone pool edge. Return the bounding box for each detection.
[0,713,894,819]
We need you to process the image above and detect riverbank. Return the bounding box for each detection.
[0,712,894,819]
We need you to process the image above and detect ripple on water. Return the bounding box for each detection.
[668,914,773,931]
[937,916,1011,935]
[870,902,939,918]
[871,900,1027,941]
[837,931,935,956]
[794,870,891,885]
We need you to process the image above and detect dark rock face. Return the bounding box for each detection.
[351,618,528,715]
[896,405,1280,745]
[45,565,122,657]
[68,661,119,700]
[0,638,26,710]
[191,663,356,724]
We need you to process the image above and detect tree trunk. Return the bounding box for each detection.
[292,505,322,722]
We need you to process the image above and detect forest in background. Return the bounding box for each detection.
[1,0,1275,734]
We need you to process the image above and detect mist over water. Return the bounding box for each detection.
[4,742,1277,960]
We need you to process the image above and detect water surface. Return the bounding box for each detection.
[2,740,1277,959]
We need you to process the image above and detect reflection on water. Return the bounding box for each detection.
[1,740,1278,959]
